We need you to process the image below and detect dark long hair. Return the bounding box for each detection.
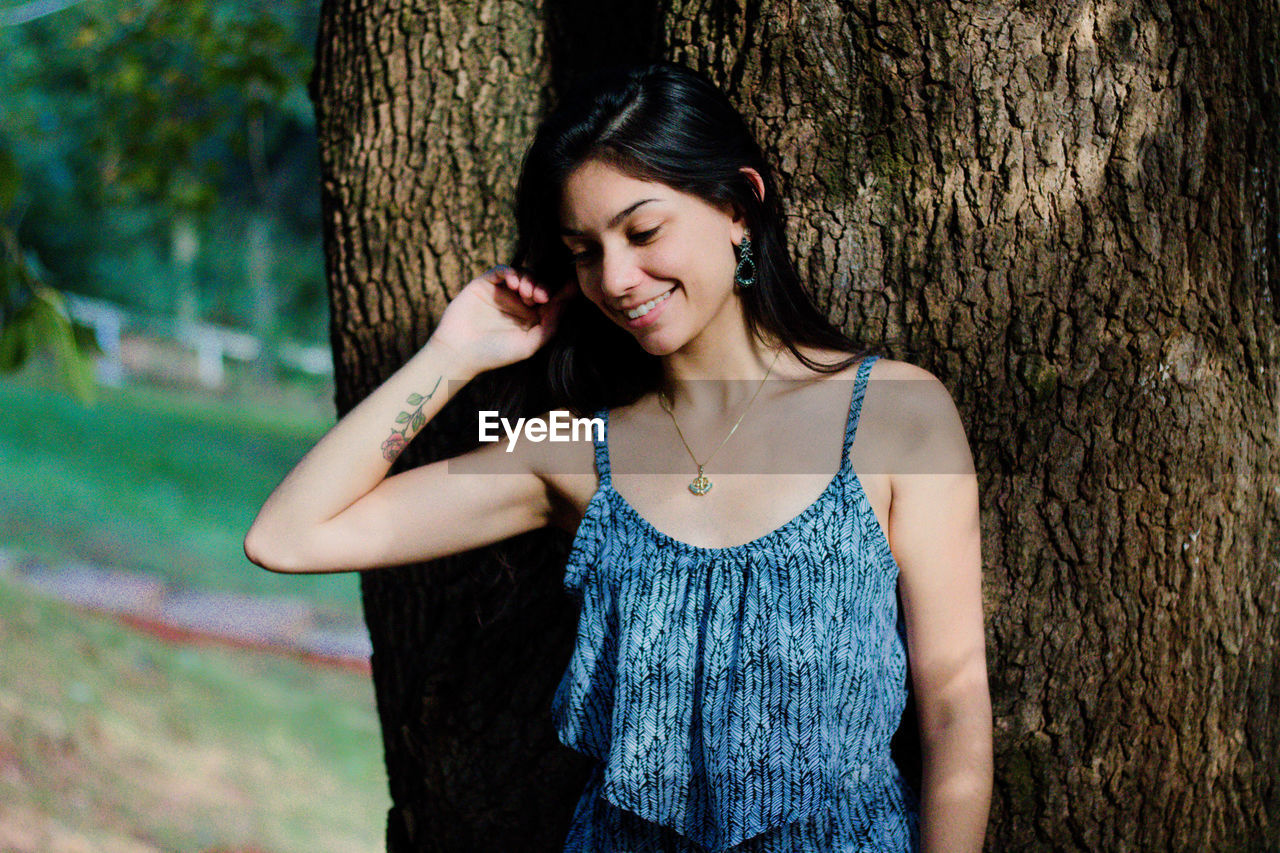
[509,61,877,416]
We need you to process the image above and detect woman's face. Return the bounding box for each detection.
[559,159,746,357]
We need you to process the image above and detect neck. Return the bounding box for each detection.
[659,306,784,411]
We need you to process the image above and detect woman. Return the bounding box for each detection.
[245,62,992,852]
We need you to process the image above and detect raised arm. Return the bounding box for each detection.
[243,266,576,574]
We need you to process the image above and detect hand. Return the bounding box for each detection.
[432,265,576,376]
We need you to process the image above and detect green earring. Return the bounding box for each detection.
[734,230,756,287]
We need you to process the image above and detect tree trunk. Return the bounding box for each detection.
[170,214,199,328]
[313,0,1280,849]
[245,210,278,381]
[663,0,1280,848]
[310,2,591,849]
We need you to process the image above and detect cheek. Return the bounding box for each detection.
[657,228,724,276]
[641,243,694,283]
[653,246,722,297]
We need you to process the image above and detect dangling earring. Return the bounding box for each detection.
[734,229,756,287]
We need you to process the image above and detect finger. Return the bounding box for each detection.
[537,287,572,330]
[492,282,533,315]
[483,264,514,283]
[512,270,550,303]
[498,269,534,307]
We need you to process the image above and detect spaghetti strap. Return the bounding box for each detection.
[841,354,879,460]
[591,407,611,486]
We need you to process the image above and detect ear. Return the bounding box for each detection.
[729,167,767,241]
[739,167,765,205]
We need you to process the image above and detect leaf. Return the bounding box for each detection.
[395,412,410,424]
[0,148,18,213]
[0,309,36,372]
[29,287,97,405]
[0,249,14,308]
[411,412,425,432]
[73,25,99,49]
[406,393,423,405]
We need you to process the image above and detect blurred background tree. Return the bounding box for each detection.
[0,0,326,398]
[0,5,392,851]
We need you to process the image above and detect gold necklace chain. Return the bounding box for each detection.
[658,350,782,496]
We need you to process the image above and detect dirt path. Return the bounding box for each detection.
[0,551,370,675]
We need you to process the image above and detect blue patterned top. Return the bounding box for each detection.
[552,354,920,852]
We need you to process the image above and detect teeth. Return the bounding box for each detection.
[625,290,673,319]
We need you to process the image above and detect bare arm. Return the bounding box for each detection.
[243,266,576,574]
[884,363,992,851]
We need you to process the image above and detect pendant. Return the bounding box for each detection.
[689,468,712,496]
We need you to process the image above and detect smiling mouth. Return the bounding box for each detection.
[622,289,674,320]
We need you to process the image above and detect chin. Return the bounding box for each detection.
[634,331,685,357]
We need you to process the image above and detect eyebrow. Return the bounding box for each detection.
[560,198,660,237]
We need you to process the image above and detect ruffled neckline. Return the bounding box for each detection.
[600,457,852,556]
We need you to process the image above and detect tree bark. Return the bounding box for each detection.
[310,2,592,849]
[313,0,1280,848]
[663,0,1280,848]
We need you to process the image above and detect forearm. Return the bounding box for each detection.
[918,710,993,852]
[244,336,474,564]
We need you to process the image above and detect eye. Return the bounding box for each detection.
[568,246,598,264]
[630,227,660,244]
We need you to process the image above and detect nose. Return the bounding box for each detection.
[598,245,641,300]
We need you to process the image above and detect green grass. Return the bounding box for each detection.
[0,574,389,853]
[0,357,364,616]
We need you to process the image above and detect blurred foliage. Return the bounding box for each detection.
[0,231,100,403]
[0,0,327,397]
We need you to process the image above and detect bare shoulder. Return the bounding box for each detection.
[865,357,975,475]
[868,354,928,380]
